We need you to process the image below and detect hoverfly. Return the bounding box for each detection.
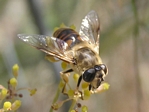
[18,10,108,91]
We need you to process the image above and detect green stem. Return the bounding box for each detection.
[16,87,28,91]
[49,84,61,112]
[68,99,77,112]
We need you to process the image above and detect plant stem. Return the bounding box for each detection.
[49,85,61,112]
[68,99,77,112]
[131,0,143,112]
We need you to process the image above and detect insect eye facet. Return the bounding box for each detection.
[83,68,96,82]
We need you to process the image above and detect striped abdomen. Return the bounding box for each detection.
[53,28,82,48]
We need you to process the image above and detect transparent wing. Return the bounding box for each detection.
[79,10,100,46]
[17,34,74,63]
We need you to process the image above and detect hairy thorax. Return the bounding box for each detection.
[75,48,102,74]
[77,47,97,67]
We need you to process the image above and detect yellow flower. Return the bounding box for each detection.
[61,61,68,70]
[70,109,76,112]
[94,83,110,94]
[0,89,8,100]
[53,27,59,32]
[28,89,37,96]
[83,90,91,100]
[81,82,89,89]
[11,100,21,111]
[12,64,19,78]
[52,101,64,110]
[81,105,88,112]
[70,24,76,30]
[53,23,66,32]
[45,55,59,62]
[58,81,65,89]
[68,89,74,98]
[10,78,17,88]
[60,23,66,28]
[73,74,79,82]
[3,101,11,111]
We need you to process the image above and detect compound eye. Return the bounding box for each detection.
[83,68,96,82]
[100,64,108,74]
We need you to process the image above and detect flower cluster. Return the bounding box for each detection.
[0,64,36,112]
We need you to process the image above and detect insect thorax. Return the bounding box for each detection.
[75,47,100,70]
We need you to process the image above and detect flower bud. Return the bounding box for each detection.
[73,74,79,82]
[83,90,91,100]
[70,109,76,112]
[68,89,74,98]
[10,78,17,88]
[0,89,8,100]
[61,61,68,70]
[81,82,89,89]
[70,24,76,30]
[95,83,110,94]
[11,100,21,111]
[54,27,59,32]
[3,101,11,111]
[58,81,65,89]
[12,64,19,78]
[60,23,66,28]
[81,105,88,112]
[52,101,64,110]
[28,89,37,96]
[45,55,59,62]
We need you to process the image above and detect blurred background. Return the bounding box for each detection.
[0,0,149,112]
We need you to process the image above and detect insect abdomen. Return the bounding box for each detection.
[53,28,82,48]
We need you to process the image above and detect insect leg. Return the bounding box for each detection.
[75,75,84,100]
[77,75,82,89]
[89,84,92,91]
[60,68,73,82]
[62,69,73,73]
[60,68,74,94]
